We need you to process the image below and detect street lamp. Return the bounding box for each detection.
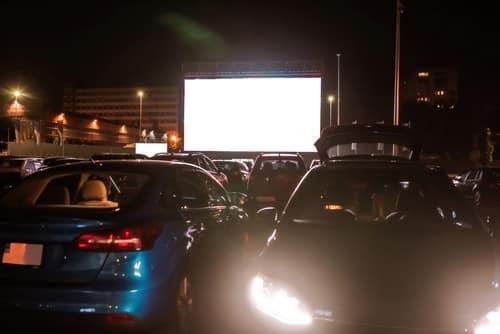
[12,90,22,143]
[13,90,22,115]
[393,0,402,126]
[328,95,335,126]
[336,53,341,126]
[169,135,178,152]
[13,90,22,113]
[56,113,65,156]
[137,90,144,142]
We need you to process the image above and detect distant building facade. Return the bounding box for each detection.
[402,68,458,111]
[63,86,179,138]
[47,112,138,146]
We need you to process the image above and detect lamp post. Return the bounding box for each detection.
[13,90,22,143]
[14,90,20,113]
[336,53,341,126]
[393,0,402,125]
[328,95,335,126]
[137,90,144,142]
[61,119,64,156]
[56,113,65,156]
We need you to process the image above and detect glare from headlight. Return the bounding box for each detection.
[475,308,500,334]
[249,275,313,326]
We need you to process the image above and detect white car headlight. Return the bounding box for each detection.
[475,307,500,334]
[249,274,313,326]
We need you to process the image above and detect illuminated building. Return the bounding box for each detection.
[63,86,179,134]
[46,112,138,145]
[402,68,458,111]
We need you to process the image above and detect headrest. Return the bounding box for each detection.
[80,179,107,201]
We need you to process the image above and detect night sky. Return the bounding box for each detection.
[1,0,499,126]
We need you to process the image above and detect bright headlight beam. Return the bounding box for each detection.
[475,308,500,334]
[250,275,313,326]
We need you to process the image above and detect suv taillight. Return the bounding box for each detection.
[76,224,163,252]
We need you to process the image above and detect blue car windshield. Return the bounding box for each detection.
[0,171,150,209]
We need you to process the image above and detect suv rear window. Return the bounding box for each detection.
[326,143,413,160]
[256,159,305,173]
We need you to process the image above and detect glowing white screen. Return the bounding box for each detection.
[135,143,168,157]
[184,77,321,152]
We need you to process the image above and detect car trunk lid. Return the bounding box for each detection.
[314,124,422,162]
[0,208,120,285]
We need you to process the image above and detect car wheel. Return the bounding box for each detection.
[473,190,481,207]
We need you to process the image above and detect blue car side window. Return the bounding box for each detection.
[175,171,209,209]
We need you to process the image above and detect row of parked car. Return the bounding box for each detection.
[0,151,313,217]
[1,126,498,334]
[0,156,89,195]
[2,150,495,215]
[0,153,243,193]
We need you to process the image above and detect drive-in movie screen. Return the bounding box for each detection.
[183,77,321,152]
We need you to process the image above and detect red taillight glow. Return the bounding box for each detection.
[76,232,114,251]
[76,225,163,252]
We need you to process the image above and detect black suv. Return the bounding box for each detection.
[241,125,493,334]
[246,152,306,215]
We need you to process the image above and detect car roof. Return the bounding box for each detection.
[256,153,303,159]
[214,159,241,163]
[153,152,204,157]
[214,159,247,167]
[92,153,148,159]
[30,160,192,175]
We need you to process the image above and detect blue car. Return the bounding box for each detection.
[0,160,249,332]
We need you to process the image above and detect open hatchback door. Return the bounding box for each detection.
[314,124,422,162]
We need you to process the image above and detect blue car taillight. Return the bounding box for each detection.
[75,224,163,252]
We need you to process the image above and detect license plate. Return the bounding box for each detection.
[2,243,43,266]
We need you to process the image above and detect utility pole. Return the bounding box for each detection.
[393,0,402,126]
[337,53,341,126]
